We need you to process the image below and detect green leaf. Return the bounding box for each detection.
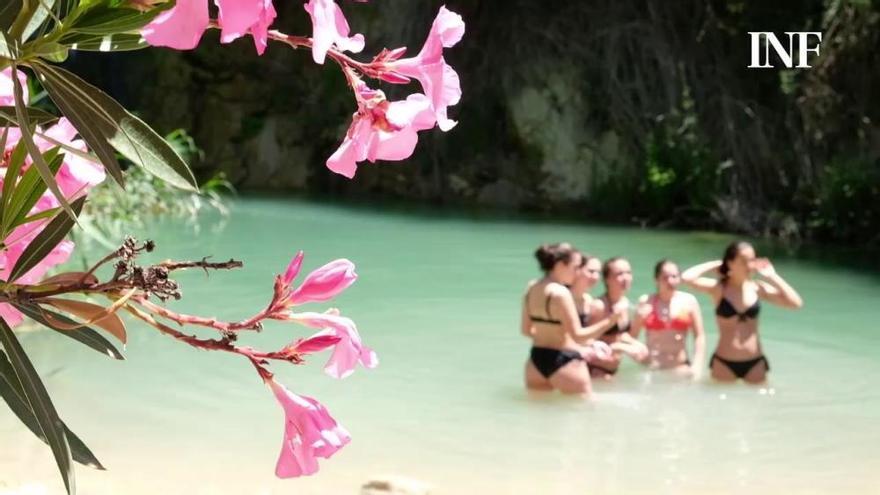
[60,32,149,52]
[0,349,106,470]
[3,146,64,234]
[0,0,24,32]
[9,195,85,282]
[14,303,124,360]
[0,317,75,494]
[8,0,42,41]
[30,61,123,186]
[34,42,70,63]
[34,62,198,191]
[23,0,58,41]
[10,63,77,221]
[0,105,59,126]
[1,140,28,225]
[68,3,168,35]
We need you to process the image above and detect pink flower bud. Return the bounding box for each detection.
[282,251,305,286]
[288,259,357,305]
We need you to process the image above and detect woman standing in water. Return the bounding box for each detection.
[682,241,803,383]
[587,257,649,378]
[570,255,625,341]
[631,260,706,379]
[521,243,612,395]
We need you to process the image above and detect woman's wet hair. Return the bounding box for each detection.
[720,241,753,282]
[602,256,627,281]
[654,259,679,278]
[534,243,579,272]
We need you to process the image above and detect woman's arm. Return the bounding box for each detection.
[614,332,650,363]
[521,301,534,337]
[521,281,537,337]
[688,294,706,380]
[630,294,650,340]
[754,259,803,309]
[681,260,722,294]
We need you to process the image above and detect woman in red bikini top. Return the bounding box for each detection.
[632,259,706,379]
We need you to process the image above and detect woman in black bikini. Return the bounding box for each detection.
[682,241,803,383]
[570,255,623,341]
[587,257,649,378]
[521,243,612,395]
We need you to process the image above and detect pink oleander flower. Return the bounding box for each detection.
[262,373,351,478]
[38,118,106,198]
[0,68,27,106]
[285,328,342,354]
[142,0,276,54]
[288,258,357,305]
[304,0,365,64]
[288,311,377,379]
[216,0,278,55]
[387,6,464,131]
[327,82,436,178]
[142,0,210,50]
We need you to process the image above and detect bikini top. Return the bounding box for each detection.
[528,293,562,325]
[715,297,761,321]
[644,295,691,331]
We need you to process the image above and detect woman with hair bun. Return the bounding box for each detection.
[682,241,803,383]
[521,243,614,395]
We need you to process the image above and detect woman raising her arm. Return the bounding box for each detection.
[682,241,803,384]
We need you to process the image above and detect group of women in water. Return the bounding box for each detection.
[521,241,803,395]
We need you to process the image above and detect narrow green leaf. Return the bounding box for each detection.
[68,4,168,35]
[10,64,77,221]
[1,140,29,232]
[60,32,149,52]
[0,1,24,32]
[33,42,70,63]
[0,349,106,469]
[35,62,198,191]
[9,195,85,282]
[0,317,75,494]
[20,206,61,225]
[0,125,7,224]
[8,150,65,230]
[0,105,59,126]
[23,0,58,41]
[8,0,41,41]
[29,62,124,187]
[3,146,64,234]
[14,303,124,360]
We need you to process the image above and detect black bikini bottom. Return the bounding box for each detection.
[530,347,583,378]
[710,353,769,379]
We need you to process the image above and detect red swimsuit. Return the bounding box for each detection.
[643,295,691,331]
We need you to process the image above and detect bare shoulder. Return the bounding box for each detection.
[546,282,570,298]
[677,290,699,303]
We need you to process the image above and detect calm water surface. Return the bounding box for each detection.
[1,197,879,494]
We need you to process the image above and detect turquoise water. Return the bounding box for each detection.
[2,197,880,494]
